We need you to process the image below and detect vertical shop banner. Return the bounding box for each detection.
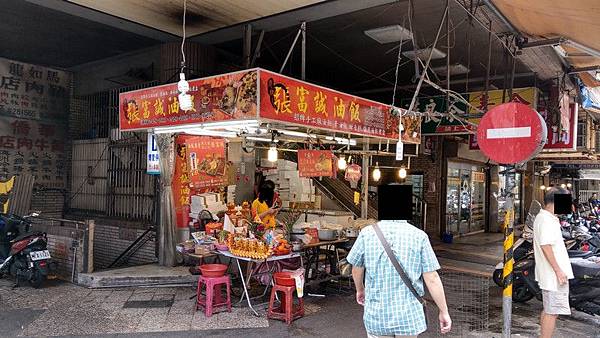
[402,95,475,135]
[468,87,537,149]
[259,69,413,141]
[172,135,227,227]
[147,133,160,175]
[119,69,258,131]
[298,150,334,177]
[542,102,578,150]
[0,57,69,188]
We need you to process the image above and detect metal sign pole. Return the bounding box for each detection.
[502,165,516,338]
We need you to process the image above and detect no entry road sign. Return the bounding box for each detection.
[477,102,547,165]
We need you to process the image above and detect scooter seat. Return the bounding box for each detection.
[10,231,43,243]
[568,250,594,259]
[570,257,600,279]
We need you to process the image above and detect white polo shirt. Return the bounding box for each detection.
[532,209,574,291]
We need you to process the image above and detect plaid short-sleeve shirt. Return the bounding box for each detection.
[347,220,440,336]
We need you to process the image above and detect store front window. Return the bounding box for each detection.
[446,162,486,235]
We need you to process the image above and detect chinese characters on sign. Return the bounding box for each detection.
[468,87,537,149]
[259,70,410,141]
[119,70,258,131]
[0,58,69,188]
[172,135,227,228]
[403,95,475,135]
[298,150,334,178]
[120,69,416,142]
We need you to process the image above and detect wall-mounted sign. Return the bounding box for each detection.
[298,150,334,177]
[146,133,160,175]
[402,96,474,135]
[468,87,538,149]
[0,57,70,188]
[119,69,258,131]
[259,70,406,141]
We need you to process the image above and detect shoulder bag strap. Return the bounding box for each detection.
[372,223,426,306]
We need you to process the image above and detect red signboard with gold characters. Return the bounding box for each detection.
[119,69,258,131]
[118,68,418,142]
[259,69,401,139]
[298,149,334,178]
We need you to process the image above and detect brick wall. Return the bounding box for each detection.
[32,223,85,281]
[93,224,156,269]
[31,190,65,219]
[408,138,443,237]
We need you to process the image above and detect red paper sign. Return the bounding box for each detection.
[259,69,401,139]
[298,150,334,177]
[119,70,258,131]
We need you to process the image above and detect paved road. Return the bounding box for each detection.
[1,277,599,337]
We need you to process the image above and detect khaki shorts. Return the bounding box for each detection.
[542,283,571,315]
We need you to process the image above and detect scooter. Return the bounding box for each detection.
[0,212,50,288]
[512,253,600,315]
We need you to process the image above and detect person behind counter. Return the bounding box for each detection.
[251,180,281,229]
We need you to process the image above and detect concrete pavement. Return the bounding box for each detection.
[1,277,599,337]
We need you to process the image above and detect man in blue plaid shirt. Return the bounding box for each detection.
[347,220,451,337]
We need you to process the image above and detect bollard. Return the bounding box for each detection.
[502,203,514,338]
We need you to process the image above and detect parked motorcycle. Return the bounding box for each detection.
[0,212,50,288]
[511,253,600,315]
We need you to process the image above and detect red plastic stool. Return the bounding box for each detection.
[195,275,232,317]
[267,284,304,325]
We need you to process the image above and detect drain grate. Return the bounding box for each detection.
[123,296,174,309]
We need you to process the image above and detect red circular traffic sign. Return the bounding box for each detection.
[477,102,547,164]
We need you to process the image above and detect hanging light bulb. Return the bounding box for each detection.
[398,167,407,179]
[267,143,278,162]
[338,154,347,171]
[540,185,546,191]
[177,0,193,112]
[372,162,381,181]
[567,183,572,189]
[178,73,193,111]
[560,183,566,189]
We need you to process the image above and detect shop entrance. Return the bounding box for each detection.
[446,162,486,235]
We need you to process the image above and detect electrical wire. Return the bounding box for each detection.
[306,33,416,95]
[391,16,408,109]
[180,0,187,72]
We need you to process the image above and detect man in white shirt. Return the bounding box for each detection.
[533,187,574,338]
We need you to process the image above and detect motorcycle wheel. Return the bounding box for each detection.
[513,286,534,303]
[29,269,45,289]
[493,269,504,287]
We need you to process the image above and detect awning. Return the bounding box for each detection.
[577,76,600,116]
[492,0,600,68]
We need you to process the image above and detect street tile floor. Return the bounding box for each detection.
[0,278,599,338]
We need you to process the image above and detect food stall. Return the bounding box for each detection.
[118,67,420,312]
